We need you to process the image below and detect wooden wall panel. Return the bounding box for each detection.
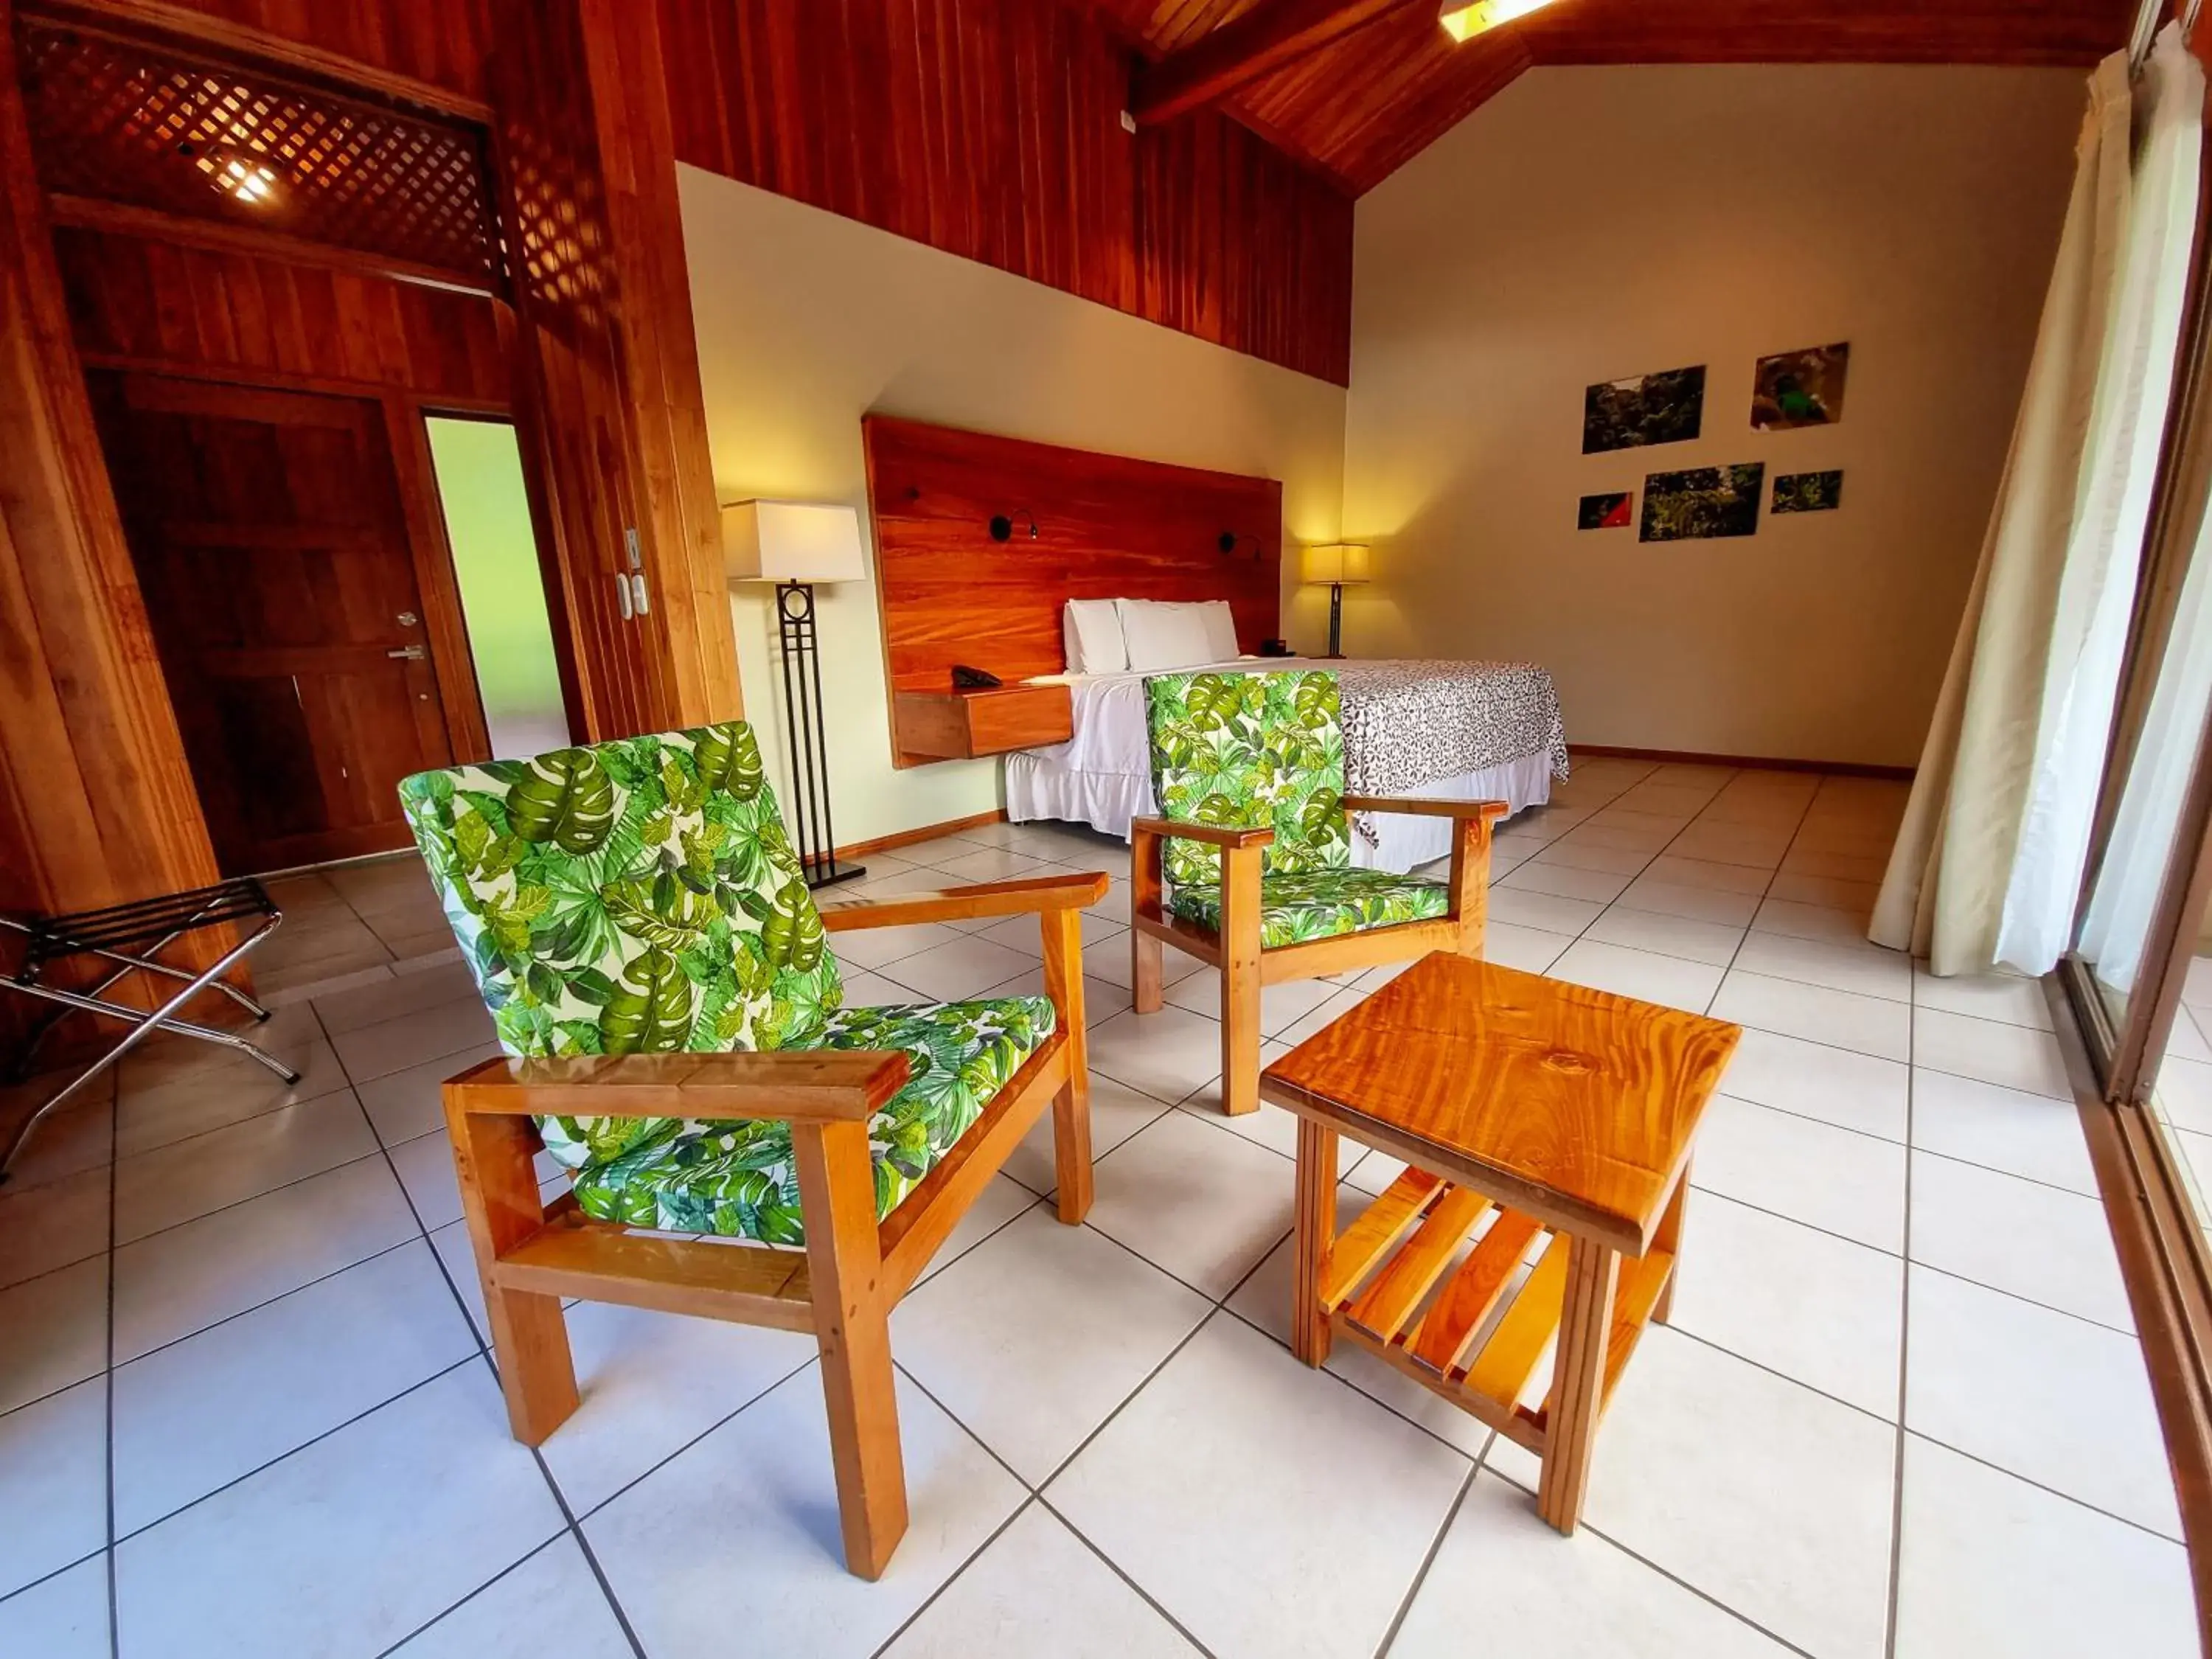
[656,0,1354,385]
[1134,109,1352,383]
[493,0,744,740]
[864,414,1283,760]
[51,224,512,404]
[1,0,225,1047]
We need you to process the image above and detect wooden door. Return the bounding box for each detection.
[88,373,466,874]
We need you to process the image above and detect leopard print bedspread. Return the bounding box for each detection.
[1336,660,1570,846]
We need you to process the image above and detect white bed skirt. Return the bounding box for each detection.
[1004,748,1554,874]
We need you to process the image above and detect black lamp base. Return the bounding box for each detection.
[800,856,868,891]
[1325,581,1346,659]
[773,581,868,892]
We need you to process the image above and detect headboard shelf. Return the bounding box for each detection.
[863,414,1282,768]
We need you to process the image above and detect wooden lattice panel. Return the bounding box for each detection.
[16,17,497,281]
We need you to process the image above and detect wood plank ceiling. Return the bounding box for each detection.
[1089,0,2138,193]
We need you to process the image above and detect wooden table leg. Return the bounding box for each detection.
[1537,1232,1618,1535]
[1293,1119,1338,1366]
[1654,1160,1688,1326]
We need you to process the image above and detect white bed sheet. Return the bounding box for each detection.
[1003,658,1555,873]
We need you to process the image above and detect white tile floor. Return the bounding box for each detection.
[0,757,2199,1658]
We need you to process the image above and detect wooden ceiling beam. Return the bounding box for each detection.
[1130,0,1433,125]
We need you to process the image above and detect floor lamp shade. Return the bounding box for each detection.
[722,501,869,888]
[721,501,868,584]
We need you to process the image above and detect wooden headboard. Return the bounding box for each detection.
[863,415,1283,714]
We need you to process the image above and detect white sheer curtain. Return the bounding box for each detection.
[1872,26,2205,975]
[2077,501,2212,992]
[1997,26,2205,971]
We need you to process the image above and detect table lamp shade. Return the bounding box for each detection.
[723,501,867,584]
[1301,543,1371,586]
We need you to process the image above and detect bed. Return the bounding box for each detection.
[1006,655,1570,873]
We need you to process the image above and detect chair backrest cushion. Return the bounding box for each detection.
[398,723,844,1069]
[1142,669,1349,888]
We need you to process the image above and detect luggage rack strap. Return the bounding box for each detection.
[21,877,276,970]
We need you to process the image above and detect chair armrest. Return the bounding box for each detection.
[442,1049,911,1124]
[1129,815,1275,851]
[817,871,1110,931]
[1340,795,1510,823]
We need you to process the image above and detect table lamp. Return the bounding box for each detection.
[723,501,869,888]
[1301,543,1371,659]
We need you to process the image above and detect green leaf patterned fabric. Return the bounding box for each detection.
[566,997,1056,1242]
[1144,670,1353,889]
[399,725,1052,1245]
[1143,671,1448,945]
[1166,866,1450,948]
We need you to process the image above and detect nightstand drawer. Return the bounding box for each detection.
[894,684,1074,767]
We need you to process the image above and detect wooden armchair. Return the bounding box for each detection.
[1130,669,1503,1116]
[400,725,1103,1579]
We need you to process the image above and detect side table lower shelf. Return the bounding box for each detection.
[1304,1164,1677,1522]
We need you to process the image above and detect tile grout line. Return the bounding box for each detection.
[1369,1458,1483,1659]
[365,1531,571,1659]
[862,1494,1048,1659]
[1478,1454,1832,1659]
[109,1357,480,1548]
[305,999,651,1659]
[881,1343,1233,1658]
[1885,980,1916,1659]
[1040,1491,1228,1659]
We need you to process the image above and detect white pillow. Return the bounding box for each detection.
[1197,600,1239,663]
[1062,599,1127,675]
[1117,598,1220,672]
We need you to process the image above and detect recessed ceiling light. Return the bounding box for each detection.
[1439,0,1557,43]
[198,147,277,205]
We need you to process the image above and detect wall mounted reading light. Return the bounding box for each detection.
[1218,531,1263,558]
[989,509,1039,543]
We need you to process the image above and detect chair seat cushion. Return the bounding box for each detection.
[556,996,1057,1245]
[1166,867,1450,947]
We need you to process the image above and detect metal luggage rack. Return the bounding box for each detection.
[1,877,297,1180]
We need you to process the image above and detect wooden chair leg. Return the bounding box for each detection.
[443,1091,579,1446]
[1447,813,1492,957]
[1053,1080,1093,1222]
[1131,821,1166,1014]
[794,1119,908,1580]
[1040,907,1093,1223]
[1133,931,1164,1013]
[1220,844,1263,1116]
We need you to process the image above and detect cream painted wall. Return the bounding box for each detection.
[678,165,1348,846]
[1342,64,2084,766]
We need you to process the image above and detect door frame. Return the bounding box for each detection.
[89,366,501,867]
[381,395,493,765]
[406,403,588,760]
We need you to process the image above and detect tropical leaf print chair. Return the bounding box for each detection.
[400,723,1103,1580]
[1132,669,1503,1115]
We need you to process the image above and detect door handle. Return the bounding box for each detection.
[386,645,427,661]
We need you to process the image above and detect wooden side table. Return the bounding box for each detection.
[1260,950,1740,1534]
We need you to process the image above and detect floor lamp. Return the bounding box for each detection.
[723,501,869,889]
[1301,542,1371,659]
